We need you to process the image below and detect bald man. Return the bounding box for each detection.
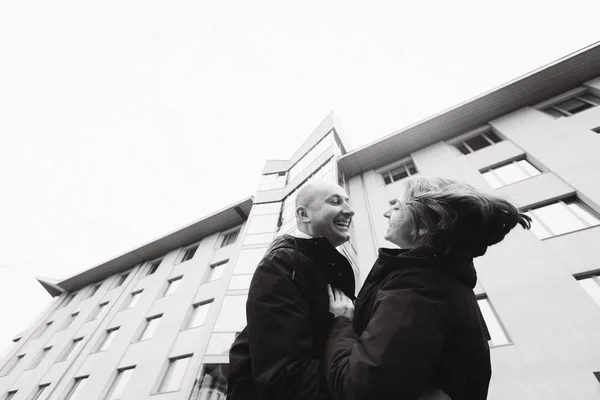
[228,182,356,400]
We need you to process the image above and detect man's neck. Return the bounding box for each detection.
[290,228,313,239]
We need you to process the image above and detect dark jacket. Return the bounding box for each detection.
[325,247,492,400]
[228,234,356,400]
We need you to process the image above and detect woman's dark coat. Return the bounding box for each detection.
[325,247,492,400]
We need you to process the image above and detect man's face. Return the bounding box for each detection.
[304,185,355,247]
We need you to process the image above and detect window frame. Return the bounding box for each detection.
[27,346,52,370]
[138,314,163,342]
[96,327,120,352]
[537,87,600,117]
[185,300,213,329]
[31,320,53,340]
[524,198,600,239]
[124,290,143,310]
[60,312,79,331]
[157,354,193,393]
[64,375,88,400]
[164,276,183,297]
[146,259,163,276]
[112,273,129,289]
[179,244,200,264]
[86,283,102,299]
[30,384,50,400]
[59,337,84,362]
[105,366,135,400]
[476,294,511,348]
[219,228,241,248]
[204,260,228,284]
[480,158,542,188]
[89,302,110,321]
[1,354,25,376]
[378,159,419,186]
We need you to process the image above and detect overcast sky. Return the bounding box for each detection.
[0,0,598,348]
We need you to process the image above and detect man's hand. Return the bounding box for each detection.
[328,285,355,320]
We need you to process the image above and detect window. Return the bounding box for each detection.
[205,261,228,283]
[220,230,240,248]
[206,333,239,355]
[158,355,193,393]
[593,126,600,134]
[455,131,502,155]
[577,275,600,307]
[28,347,51,369]
[146,259,162,276]
[97,327,120,352]
[180,245,199,263]
[5,391,17,400]
[89,302,109,321]
[481,159,541,188]
[186,301,213,329]
[60,312,79,331]
[139,315,162,341]
[164,277,183,297]
[59,293,76,308]
[477,297,510,347]
[1,354,24,376]
[124,290,143,310]
[214,295,247,333]
[30,384,50,400]
[31,321,53,340]
[113,273,129,289]
[64,376,88,400]
[86,283,102,299]
[542,90,600,117]
[106,366,135,400]
[525,199,600,239]
[259,172,287,191]
[196,364,228,400]
[228,275,253,291]
[380,161,418,185]
[0,338,21,359]
[60,337,83,362]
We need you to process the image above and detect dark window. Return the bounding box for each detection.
[181,245,199,263]
[454,132,502,154]
[221,230,240,248]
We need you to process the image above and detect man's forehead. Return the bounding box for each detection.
[319,185,349,200]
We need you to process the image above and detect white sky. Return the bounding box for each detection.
[1,0,598,348]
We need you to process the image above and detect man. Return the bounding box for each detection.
[227,182,356,400]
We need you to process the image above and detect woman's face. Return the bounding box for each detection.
[383,185,415,248]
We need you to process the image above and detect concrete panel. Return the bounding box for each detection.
[541,226,600,275]
[346,175,378,285]
[462,140,525,171]
[495,172,575,209]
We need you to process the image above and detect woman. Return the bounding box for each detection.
[325,176,531,400]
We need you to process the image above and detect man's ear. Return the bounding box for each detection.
[296,206,311,223]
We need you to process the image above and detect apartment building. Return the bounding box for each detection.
[1,43,600,399]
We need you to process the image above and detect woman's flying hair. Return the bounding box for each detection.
[399,176,532,258]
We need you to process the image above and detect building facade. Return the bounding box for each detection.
[2,44,600,399]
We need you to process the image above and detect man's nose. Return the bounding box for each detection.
[343,203,355,217]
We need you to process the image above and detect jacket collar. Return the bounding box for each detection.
[374,247,478,289]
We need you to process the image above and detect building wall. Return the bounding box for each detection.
[0,224,246,400]
[348,83,600,399]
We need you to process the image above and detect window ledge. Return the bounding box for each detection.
[541,224,600,241]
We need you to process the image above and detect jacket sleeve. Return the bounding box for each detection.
[247,249,328,400]
[325,274,449,400]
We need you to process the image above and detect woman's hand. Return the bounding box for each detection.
[328,285,355,320]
